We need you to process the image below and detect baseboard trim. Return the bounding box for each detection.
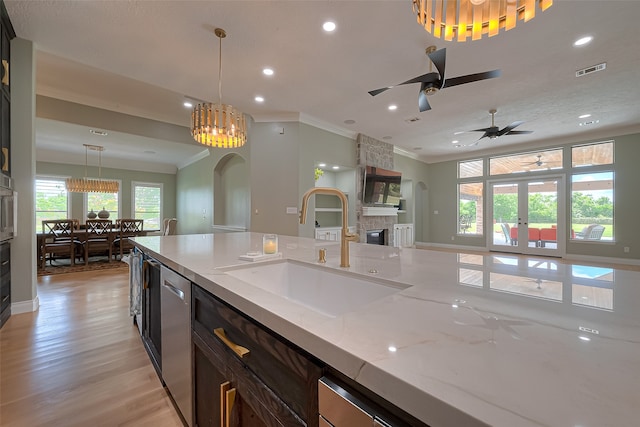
[12,295,40,314]
[417,242,488,253]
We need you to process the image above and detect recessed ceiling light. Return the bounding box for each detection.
[89,129,108,136]
[318,163,326,167]
[579,119,600,126]
[452,140,459,144]
[332,166,339,170]
[322,21,336,32]
[388,105,398,111]
[388,346,397,352]
[578,114,591,119]
[343,119,356,125]
[262,68,274,76]
[453,131,465,135]
[574,36,593,47]
[254,96,264,103]
[183,101,193,108]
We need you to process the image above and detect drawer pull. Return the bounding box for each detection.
[220,381,237,427]
[1,295,8,303]
[1,60,8,86]
[214,327,250,358]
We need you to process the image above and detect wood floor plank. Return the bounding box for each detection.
[0,269,183,427]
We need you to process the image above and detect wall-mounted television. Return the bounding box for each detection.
[363,166,402,206]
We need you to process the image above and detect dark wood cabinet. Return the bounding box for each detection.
[192,285,323,427]
[142,255,162,376]
[0,241,10,327]
[0,0,14,177]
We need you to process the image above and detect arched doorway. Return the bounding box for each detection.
[213,154,249,230]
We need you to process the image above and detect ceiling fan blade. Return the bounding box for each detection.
[468,127,492,133]
[368,72,440,96]
[498,120,525,135]
[505,130,534,135]
[427,48,447,82]
[442,69,501,89]
[368,87,391,97]
[418,90,431,112]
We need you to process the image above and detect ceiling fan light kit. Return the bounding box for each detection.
[467,109,533,143]
[412,0,553,42]
[368,47,501,112]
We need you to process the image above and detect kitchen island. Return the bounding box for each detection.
[133,232,640,427]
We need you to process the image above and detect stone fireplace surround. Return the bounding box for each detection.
[356,134,397,246]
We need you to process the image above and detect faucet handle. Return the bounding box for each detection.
[318,248,327,263]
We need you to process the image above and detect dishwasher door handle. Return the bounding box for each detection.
[162,281,185,301]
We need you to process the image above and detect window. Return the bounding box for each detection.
[35,177,70,231]
[572,141,614,167]
[133,182,162,231]
[86,189,120,220]
[458,159,483,178]
[489,149,563,175]
[571,172,614,242]
[458,182,483,235]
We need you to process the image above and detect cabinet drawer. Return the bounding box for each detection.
[193,285,322,425]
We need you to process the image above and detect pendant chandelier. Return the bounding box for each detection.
[65,144,119,193]
[412,0,553,42]
[191,28,247,148]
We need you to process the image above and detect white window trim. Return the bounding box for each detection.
[132,181,163,231]
[35,175,72,225]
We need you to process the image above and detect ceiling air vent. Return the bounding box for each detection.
[404,116,421,123]
[576,62,606,77]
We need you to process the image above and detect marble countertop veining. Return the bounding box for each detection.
[133,232,640,427]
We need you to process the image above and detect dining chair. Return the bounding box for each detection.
[83,219,113,265]
[41,219,82,268]
[112,219,144,259]
[163,218,177,236]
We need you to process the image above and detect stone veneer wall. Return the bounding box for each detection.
[355,134,397,245]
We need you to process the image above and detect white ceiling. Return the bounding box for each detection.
[6,0,640,169]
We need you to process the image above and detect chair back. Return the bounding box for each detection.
[86,219,113,237]
[118,219,144,237]
[163,218,177,236]
[42,219,74,239]
[587,225,605,240]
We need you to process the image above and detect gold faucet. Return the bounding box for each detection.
[300,187,358,268]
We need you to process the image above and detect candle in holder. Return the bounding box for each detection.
[263,234,278,254]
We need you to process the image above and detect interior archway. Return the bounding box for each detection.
[213,153,249,230]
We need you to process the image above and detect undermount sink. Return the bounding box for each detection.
[222,259,409,317]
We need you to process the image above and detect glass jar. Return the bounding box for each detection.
[263,234,278,254]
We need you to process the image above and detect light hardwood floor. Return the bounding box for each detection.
[0,269,183,427]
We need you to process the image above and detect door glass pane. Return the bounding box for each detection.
[528,180,558,251]
[492,183,518,247]
[458,182,483,235]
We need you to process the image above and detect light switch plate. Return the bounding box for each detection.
[286,207,298,214]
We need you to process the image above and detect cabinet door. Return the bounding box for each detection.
[194,332,296,427]
[142,258,162,373]
[1,93,8,175]
[193,286,320,426]
[0,242,9,327]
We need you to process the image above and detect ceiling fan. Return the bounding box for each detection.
[521,155,546,167]
[368,46,501,112]
[468,109,533,141]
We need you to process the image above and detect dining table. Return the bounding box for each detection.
[37,227,149,266]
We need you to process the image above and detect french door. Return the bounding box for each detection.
[488,176,565,256]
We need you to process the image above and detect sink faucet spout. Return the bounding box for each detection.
[300,187,357,268]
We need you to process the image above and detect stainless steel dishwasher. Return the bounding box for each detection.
[160,266,192,426]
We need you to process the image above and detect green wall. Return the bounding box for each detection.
[37,161,176,229]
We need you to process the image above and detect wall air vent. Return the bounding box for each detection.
[404,116,421,123]
[576,62,606,77]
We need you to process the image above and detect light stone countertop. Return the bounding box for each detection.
[133,232,640,427]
